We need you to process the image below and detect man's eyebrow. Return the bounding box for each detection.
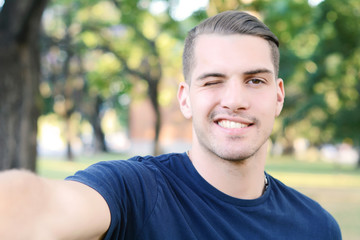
[243,68,273,75]
[196,72,226,81]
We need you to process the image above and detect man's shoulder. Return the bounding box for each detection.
[267,174,341,236]
[69,152,187,181]
[126,152,188,170]
[129,152,187,163]
[268,174,324,209]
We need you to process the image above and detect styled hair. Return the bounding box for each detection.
[182,11,280,83]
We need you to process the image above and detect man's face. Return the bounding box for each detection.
[178,34,285,161]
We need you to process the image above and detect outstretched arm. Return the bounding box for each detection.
[0,169,111,240]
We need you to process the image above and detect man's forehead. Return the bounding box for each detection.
[191,34,274,72]
[194,34,272,57]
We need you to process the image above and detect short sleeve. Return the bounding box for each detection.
[65,159,159,240]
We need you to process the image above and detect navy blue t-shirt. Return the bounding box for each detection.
[66,152,341,239]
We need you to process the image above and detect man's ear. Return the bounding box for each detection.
[275,78,285,117]
[177,82,192,119]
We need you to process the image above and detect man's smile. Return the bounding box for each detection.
[217,120,250,129]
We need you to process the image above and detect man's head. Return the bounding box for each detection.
[178,11,285,162]
[182,11,279,83]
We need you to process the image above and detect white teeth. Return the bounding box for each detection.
[218,120,248,129]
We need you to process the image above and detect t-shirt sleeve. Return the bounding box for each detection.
[65,159,159,240]
[326,210,342,240]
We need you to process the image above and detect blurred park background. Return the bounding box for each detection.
[0,0,359,239]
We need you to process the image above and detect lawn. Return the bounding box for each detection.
[37,153,360,239]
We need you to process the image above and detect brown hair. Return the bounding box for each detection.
[182,11,279,83]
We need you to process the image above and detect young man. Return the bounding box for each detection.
[0,11,341,239]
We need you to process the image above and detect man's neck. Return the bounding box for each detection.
[187,146,267,199]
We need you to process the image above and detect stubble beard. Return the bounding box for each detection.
[194,113,271,163]
[209,135,268,163]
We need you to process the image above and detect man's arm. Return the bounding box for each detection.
[0,169,111,240]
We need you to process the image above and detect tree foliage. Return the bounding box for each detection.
[263,0,360,146]
[41,0,192,155]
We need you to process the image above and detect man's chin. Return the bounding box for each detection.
[214,150,256,162]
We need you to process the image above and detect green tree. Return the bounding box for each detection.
[306,0,360,145]
[41,0,191,156]
[93,0,186,155]
[41,2,113,159]
[263,0,360,147]
[0,0,48,171]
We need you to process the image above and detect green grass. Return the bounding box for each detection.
[37,152,128,179]
[37,153,360,239]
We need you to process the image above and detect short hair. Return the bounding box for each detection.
[182,11,280,83]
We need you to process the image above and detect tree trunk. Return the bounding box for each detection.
[0,0,48,171]
[89,95,108,153]
[65,115,74,161]
[148,81,161,156]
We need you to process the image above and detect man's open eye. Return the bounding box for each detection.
[248,78,264,85]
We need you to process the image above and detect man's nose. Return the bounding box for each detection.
[220,79,250,112]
